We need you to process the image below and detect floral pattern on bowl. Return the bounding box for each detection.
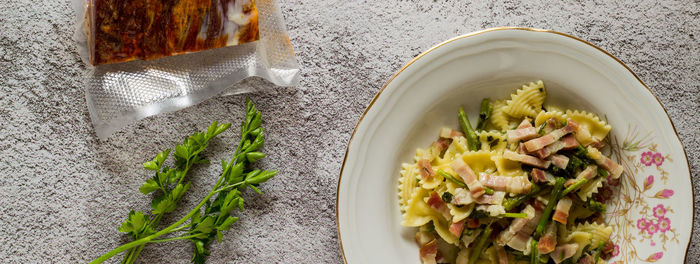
[606,125,680,263]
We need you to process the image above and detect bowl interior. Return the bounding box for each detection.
[337,29,692,264]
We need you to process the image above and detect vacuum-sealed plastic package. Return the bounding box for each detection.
[72,0,300,139]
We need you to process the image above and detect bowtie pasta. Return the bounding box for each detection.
[399,81,622,264]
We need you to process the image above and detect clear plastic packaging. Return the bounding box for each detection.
[72,0,299,139]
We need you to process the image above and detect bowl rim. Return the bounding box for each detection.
[335,26,694,263]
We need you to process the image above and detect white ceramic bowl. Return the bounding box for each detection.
[336,28,692,264]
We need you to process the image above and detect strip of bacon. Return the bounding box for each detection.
[531,168,555,184]
[497,204,542,251]
[587,146,624,179]
[560,134,578,150]
[480,173,532,194]
[429,138,452,159]
[533,134,578,159]
[449,219,466,237]
[415,230,435,246]
[495,245,509,264]
[550,244,579,264]
[507,119,538,144]
[427,191,451,219]
[518,118,534,129]
[507,126,538,143]
[466,218,480,229]
[578,254,595,264]
[549,154,569,169]
[418,159,435,180]
[524,120,579,152]
[474,191,506,205]
[576,164,598,180]
[419,239,438,264]
[503,150,551,169]
[450,158,486,197]
[538,118,559,135]
[537,222,558,254]
[477,204,506,217]
[552,197,573,224]
[452,188,474,205]
[589,138,605,149]
[533,141,564,159]
[516,142,527,154]
[507,215,540,251]
[439,127,464,139]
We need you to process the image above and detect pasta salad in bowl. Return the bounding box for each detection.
[400,81,621,264]
[336,28,692,264]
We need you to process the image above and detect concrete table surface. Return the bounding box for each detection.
[0,1,698,263]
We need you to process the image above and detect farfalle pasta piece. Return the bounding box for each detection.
[413,148,444,189]
[562,222,613,261]
[398,163,420,212]
[401,188,433,226]
[401,186,460,245]
[564,110,612,141]
[577,176,604,201]
[504,80,546,118]
[492,154,527,177]
[561,231,593,261]
[566,204,595,226]
[476,131,507,152]
[443,136,470,161]
[534,110,566,127]
[460,150,498,175]
[572,222,613,246]
[489,100,518,130]
[447,203,474,223]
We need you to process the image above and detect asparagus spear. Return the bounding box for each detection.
[476,98,492,131]
[502,184,545,211]
[458,107,480,151]
[438,170,466,188]
[530,239,539,264]
[534,177,565,238]
[438,169,494,194]
[501,213,528,218]
[561,178,588,196]
[468,224,493,264]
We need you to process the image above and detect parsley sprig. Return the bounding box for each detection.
[90,99,276,264]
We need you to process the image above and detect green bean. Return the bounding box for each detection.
[476,98,492,131]
[468,225,493,264]
[458,107,480,151]
[483,187,495,195]
[534,177,565,238]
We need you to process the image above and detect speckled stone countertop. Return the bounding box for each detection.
[0,1,697,263]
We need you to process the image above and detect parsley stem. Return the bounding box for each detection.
[90,187,221,264]
[150,234,202,243]
[214,181,246,193]
[168,223,192,233]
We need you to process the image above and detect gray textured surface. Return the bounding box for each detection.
[0,0,698,263]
